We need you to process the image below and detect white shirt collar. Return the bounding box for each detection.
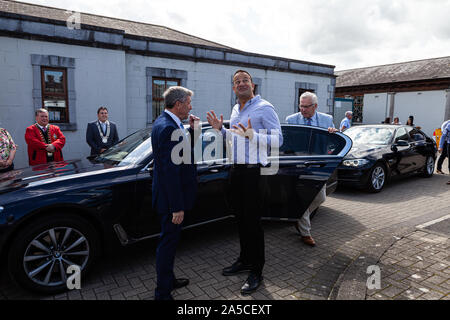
[164,109,184,129]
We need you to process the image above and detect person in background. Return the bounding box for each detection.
[437,119,450,174]
[0,127,17,173]
[340,111,352,132]
[285,91,338,247]
[86,107,119,156]
[392,117,401,125]
[384,117,391,124]
[25,108,65,166]
[406,115,415,126]
[438,120,450,185]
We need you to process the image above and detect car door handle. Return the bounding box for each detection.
[209,169,219,173]
[304,161,327,168]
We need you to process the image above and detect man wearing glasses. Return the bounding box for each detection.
[285,91,338,247]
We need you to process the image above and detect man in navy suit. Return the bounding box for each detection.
[86,106,119,156]
[151,86,200,300]
[286,91,338,247]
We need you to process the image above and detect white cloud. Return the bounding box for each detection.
[20,0,450,70]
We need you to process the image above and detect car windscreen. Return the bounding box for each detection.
[344,127,394,145]
[94,128,152,166]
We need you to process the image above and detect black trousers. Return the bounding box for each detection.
[230,165,266,275]
[437,141,448,171]
[155,212,182,300]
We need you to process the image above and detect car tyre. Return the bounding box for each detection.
[7,214,99,294]
[421,156,435,178]
[366,163,387,193]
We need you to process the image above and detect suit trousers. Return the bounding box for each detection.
[297,185,326,237]
[230,165,265,276]
[437,141,448,171]
[155,212,182,300]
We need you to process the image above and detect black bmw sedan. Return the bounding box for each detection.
[0,124,351,293]
[337,124,437,192]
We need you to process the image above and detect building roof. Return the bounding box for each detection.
[335,56,450,87]
[0,0,233,49]
[0,0,336,76]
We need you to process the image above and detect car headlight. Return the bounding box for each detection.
[342,159,370,167]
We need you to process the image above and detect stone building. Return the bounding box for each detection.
[335,56,450,136]
[0,0,336,168]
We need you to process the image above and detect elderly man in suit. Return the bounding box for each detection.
[86,106,119,156]
[152,86,200,300]
[286,91,338,246]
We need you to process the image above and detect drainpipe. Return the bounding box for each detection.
[388,92,396,121]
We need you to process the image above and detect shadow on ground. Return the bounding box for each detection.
[0,207,367,300]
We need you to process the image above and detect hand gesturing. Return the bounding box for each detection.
[206,110,223,131]
[231,118,254,140]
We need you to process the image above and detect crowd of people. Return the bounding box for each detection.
[0,106,120,171]
[1,70,449,299]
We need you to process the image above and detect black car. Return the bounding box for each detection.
[0,124,351,293]
[337,124,437,192]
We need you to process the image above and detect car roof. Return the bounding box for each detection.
[348,124,411,129]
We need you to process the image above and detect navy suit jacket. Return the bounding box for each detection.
[86,121,119,156]
[151,112,198,215]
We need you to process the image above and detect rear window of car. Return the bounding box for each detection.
[280,126,347,156]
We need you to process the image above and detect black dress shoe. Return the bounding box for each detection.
[222,261,252,276]
[240,273,263,295]
[173,278,189,290]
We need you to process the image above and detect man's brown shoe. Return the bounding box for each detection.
[437,169,445,174]
[301,236,316,246]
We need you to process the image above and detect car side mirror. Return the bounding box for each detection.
[391,140,408,152]
[396,140,409,147]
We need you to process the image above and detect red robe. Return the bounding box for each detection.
[25,124,66,166]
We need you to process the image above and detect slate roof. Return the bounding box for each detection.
[335,56,450,87]
[0,0,234,49]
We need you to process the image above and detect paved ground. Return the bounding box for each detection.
[1,161,449,300]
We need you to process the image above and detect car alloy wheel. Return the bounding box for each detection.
[23,227,90,287]
[368,164,386,192]
[422,156,435,177]
[8,214,99,293]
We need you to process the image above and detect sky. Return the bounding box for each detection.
[20,0,450,70]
